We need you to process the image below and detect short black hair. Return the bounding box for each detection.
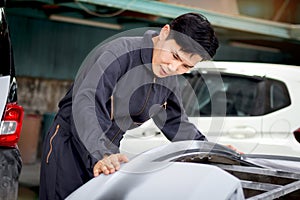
[168,13,219,60]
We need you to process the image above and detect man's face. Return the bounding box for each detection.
[152,26,203,78]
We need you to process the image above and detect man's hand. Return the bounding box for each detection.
[225,144,244,154]
[93,153,129,177]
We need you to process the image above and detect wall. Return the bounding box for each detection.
[7,14,121,114]
[7,14,120,80]
[17,77,72,114]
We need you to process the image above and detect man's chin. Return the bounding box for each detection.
[159,70,170,77]
[157,73,169,78]
[153,71,166,78]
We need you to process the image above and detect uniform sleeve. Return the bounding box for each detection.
[152,85,207,142]
[72,50,125,160]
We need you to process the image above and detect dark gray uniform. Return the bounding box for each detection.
[39,30,206,200]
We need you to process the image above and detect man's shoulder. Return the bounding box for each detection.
[100,36,143,52]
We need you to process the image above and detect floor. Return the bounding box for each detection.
[18,161,41,200]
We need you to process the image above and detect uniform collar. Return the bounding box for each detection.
[141,30,158,71]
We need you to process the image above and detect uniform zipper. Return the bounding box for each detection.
[46,124,60,164]
[110,96,114,120]
[163,101,167,109]
[110,128,122,145]
[111,77,156,144]
[131,77,156,116]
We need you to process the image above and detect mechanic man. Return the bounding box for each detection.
[39,12,219,199]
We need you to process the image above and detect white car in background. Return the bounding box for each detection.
[121,61,300,158]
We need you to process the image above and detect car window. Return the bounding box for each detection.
[180,72,263,117]
[0,8,15,77]
[267,79,291,113]
[0,8,17,103]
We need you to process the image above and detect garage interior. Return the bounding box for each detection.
[4,0,300,198]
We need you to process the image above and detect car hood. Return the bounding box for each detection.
[67,163,243,200]
[67,141,300,200]
[67,141,246,200]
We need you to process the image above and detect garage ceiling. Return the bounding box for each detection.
[73,0,300,41]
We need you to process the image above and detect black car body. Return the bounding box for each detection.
[0,2,24,200]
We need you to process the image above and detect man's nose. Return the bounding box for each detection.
[167,61,180,72]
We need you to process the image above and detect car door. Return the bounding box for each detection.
[260,78,300,157]
[0,7,11,120]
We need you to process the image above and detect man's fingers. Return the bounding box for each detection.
[93,154,129,177]
[108,154,128,171]
[225,144,244,154]
[101,165,110,175]
[117,154,129,163]
[93,161,109,177]
[93,169,99,177]
[111,160,121,171]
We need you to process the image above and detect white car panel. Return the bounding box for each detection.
[67,162,244,200]
[0,75,10,120]
[68,141,245,200]
[70,141,300,199]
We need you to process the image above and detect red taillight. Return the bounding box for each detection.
[0,103,24,147]
[294,128,300,143]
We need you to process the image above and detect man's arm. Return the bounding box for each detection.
[152,85,207,142]
[72,50,129,176]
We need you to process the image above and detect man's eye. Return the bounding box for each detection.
[172,52,182,61]
[183,64,193,69]
[172,53,178,60]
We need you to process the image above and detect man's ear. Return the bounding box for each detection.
[159,24,171,41]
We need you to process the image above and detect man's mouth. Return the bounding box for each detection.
[160,66,168,76]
